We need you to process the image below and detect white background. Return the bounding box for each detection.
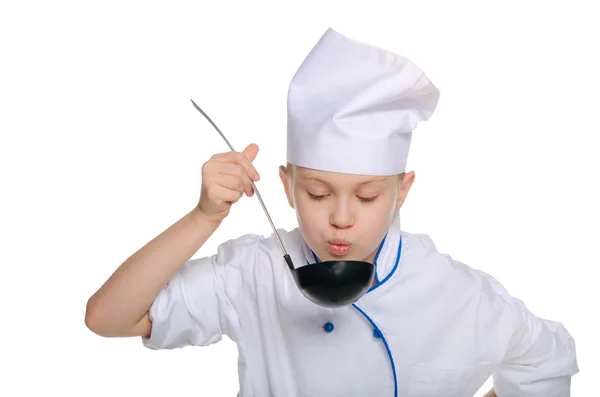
[1,1,598,396]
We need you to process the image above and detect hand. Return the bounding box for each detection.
[197,143,260,222]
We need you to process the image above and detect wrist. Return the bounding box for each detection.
[191,205,223,227]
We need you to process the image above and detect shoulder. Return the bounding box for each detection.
[400,230,439,254]
[399,230,500,286]
[399,230,516,318]
[397,231,469,282]
[399,231,519,350]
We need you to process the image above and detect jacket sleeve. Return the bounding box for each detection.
[480,273,579,396]
[141,233,260,349]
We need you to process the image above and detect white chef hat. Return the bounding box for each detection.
[286,27,440,176]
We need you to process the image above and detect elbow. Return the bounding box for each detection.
[85,296,148,338]
[85,296,113,337]
[84,297,102,335]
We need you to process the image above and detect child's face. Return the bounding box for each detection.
[279,165,414,264]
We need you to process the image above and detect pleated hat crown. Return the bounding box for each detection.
[286,27,440,176]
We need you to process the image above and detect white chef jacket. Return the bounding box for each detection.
[142,224,579,396]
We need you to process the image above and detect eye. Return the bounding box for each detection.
[308,192,327,200]
[357,195,378,202]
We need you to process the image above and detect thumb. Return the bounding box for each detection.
[243,143,259,163]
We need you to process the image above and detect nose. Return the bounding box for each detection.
[329,199,354,229]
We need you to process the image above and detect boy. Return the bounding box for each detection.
[85,28,578,396]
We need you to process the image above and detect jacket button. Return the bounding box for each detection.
[323,322,334,333]
[373,329,382,338]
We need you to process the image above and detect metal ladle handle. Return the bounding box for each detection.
[190,99,292,265]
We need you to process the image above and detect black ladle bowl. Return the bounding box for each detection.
[285,255,374,307]
[191,99,375,308]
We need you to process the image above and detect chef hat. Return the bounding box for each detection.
[286,27,440,176]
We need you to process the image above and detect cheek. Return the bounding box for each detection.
[293,195,327,241]
[295,198,323,228]
[358,194,396,217]
[296,210,322,252]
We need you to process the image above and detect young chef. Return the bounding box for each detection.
[85,27,579,396]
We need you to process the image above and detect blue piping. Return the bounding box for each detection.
[367,235,402,293]
[371,233,386,284]
[352,303,398,397]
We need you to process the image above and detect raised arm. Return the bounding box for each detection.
[84,144,260,338]
[85,208,223,337]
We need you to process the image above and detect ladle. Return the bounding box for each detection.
[190,99,374,308]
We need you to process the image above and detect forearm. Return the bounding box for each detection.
[85,207,221,336]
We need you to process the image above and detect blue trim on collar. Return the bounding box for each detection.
[367,235,402,293]
[371,233,386,284]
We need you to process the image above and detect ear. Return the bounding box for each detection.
[394,171,415,212]
[279,166,295,209]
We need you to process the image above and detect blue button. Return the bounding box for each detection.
[323,322,334,333]
[373,329,382,338]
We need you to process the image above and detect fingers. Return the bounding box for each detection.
[200,145,261,220]
[206,161,255,197]
[208,183,244,204]
[211,147,260,182]
[216,173,254,198]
